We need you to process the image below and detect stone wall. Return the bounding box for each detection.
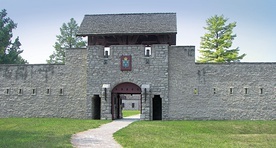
[194,63,275,120]
[0,45,275,120]
[168,46,275,120]
[0,48,88,118]
[122,94,141,110]
[168,46,198,119]
[86,45,169,120]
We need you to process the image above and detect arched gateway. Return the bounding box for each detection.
[111,82,141,120]
[82,13,173,121]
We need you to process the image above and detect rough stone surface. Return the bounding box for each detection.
[0,48,87,118]
[168,46,276,120]
[87,45,169,120]
[0,45,275,120]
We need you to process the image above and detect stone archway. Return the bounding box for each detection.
[111,82,141,120]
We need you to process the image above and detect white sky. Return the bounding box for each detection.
[1,0,276,63]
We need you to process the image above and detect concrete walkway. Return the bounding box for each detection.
[71,114,140,148]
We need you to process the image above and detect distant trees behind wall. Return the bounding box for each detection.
[46,18,87,64]
[0,9,28,64]
[197,15,246,63]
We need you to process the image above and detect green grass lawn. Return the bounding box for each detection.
[0,118,110,148]
[122,110,140,117]
[114,120,276,148]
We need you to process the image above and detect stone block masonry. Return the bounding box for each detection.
[0,45,275,120]
[168,46,275,120]
[86,45,170,120]
[194,63,276,120]
[0,48,88,119]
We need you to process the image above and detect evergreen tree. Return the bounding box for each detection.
[198,15,245,63]
[47,18,86,64]
[0,9,27,64]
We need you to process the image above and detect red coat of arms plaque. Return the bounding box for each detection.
[120,55,132,71]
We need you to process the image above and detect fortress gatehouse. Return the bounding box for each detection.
[0,13,275,120]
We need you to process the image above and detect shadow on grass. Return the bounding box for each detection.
[0,130,71,148]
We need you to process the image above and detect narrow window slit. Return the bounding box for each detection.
[6,89,10,95]
[104,47,110,58]
[230,88,233,95]
[18,89,23,95]
[213,88,216,94]
[59,88,64,95]
[32,88,36,95]
[244,88,248,94]
[46,88,50,95]
[259,88,263,95]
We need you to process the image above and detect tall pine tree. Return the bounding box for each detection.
[198,15,245,63]
[47,18,86,64]
[0,9,27,64]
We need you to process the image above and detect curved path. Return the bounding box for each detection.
[71,114,140,148]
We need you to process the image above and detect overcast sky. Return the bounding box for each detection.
[2,0,276,63]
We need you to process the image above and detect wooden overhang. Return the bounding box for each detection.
[77,13,177,46]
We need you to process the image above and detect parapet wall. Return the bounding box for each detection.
[168,46,276,120]
[194,63,276,120]
[0,48,88,118]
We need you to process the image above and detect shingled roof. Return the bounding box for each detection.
[77,13,177,36]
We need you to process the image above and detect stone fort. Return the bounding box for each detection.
[0,13,275,120]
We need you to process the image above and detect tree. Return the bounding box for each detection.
[0,9,27,64]
[197,15,245,63]
[47,18,86,64]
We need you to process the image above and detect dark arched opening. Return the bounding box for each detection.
[152,95,162,120]
[92,95,101,119]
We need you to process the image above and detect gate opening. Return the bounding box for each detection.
[111,82,142,120]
